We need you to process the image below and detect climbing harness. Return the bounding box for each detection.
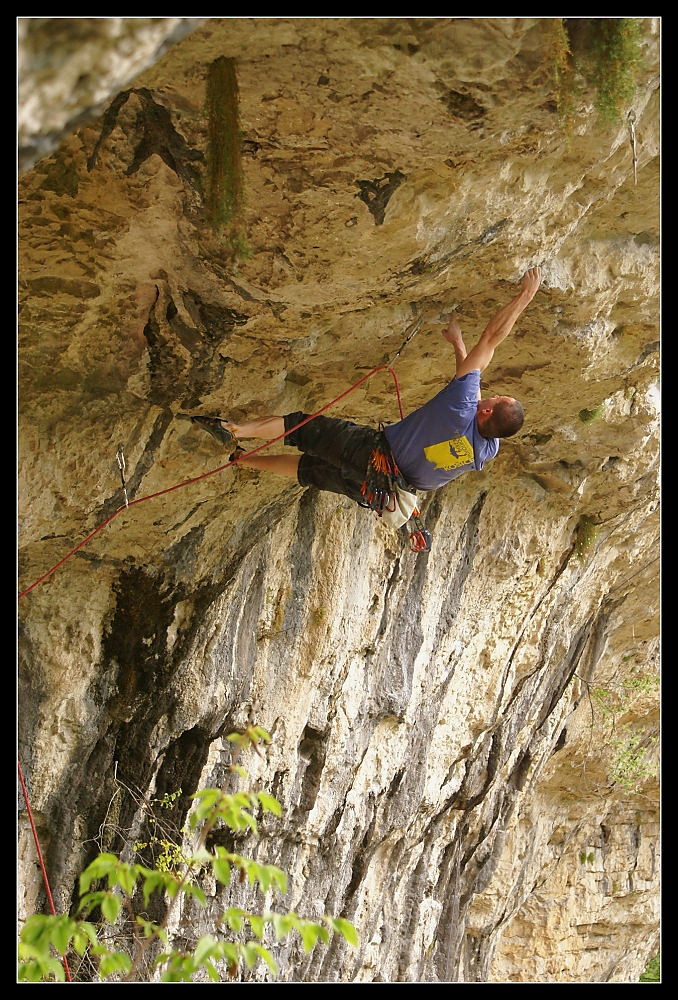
[360,428,431,551]
[360,429,406,516]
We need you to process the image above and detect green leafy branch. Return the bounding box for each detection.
[18,726,357,983]
[542,18,579,134]
[608,725,658,793]
[157,913,357,983]
[574,659,659,797]
[586,679,659,794]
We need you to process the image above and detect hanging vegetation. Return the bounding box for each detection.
[204,56,250,260]
[587,18,644,123]
[542,18,578,135]
[542,18,644,132]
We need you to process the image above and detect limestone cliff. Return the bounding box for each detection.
[18,18,660,983]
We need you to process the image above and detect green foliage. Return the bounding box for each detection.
[591,685,616,720]
[587,19,643,124]
[542,19,579,134]
[587,657,659,796]
[578,404,604,424]
[132,837,192,877]
[18,727,357,983]
[592,667,659,722]
[204,56,251,260]
[18,914,99,982]
[639,951,660,982]
[157,788,183,809]
[609,724,658,792]
[542,18,644,132]
[622,671,660,697]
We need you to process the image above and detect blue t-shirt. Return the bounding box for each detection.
[384,371,499,490]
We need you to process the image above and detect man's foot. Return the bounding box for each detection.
[183,414,238,448]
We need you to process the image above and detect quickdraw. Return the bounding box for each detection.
[360,431,407,510]
[116,443,129,508]
[408,510,432,553]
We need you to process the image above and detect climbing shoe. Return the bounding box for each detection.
[181,414,238,449]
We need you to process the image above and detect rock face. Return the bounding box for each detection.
[18,18,659,983]
[18,17,207,171]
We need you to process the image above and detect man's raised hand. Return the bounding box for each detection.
[522,266,542,300]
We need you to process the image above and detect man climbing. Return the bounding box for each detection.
[187,266,541,511]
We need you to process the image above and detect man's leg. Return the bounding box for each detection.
[236,453,300,477]
[212,411,373,499]
[234,448,365,504]
[225,416,284,440]
[217,412,371,502]
[214,413,371,468]
[282,411,376,472]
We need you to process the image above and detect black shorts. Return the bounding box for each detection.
[284,411,378,505]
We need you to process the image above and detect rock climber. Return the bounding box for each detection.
[185,266,542,514]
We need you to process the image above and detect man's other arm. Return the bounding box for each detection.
[442,312,481,399]
[455,266,542,378]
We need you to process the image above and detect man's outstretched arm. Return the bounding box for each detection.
[455,266,541,378]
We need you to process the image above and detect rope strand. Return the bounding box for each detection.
[18,365,404,600]
[18,761,72,982]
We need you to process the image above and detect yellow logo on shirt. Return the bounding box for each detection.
[424,435,474,470]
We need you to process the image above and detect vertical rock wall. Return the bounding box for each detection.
[18,18,659,982]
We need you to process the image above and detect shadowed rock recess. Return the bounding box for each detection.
[18,18,659,983]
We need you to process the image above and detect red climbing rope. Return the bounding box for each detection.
[18,365,405,600]
[18,761,72,981]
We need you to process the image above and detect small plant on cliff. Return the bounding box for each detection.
[204,56,252,261]
[576,651,659,797]
[608,724,658,793]
[639,951,660,982]
[585,678,659,793]
[575,515,600,560]
[18,727,357,983]
[578,404,605,424]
